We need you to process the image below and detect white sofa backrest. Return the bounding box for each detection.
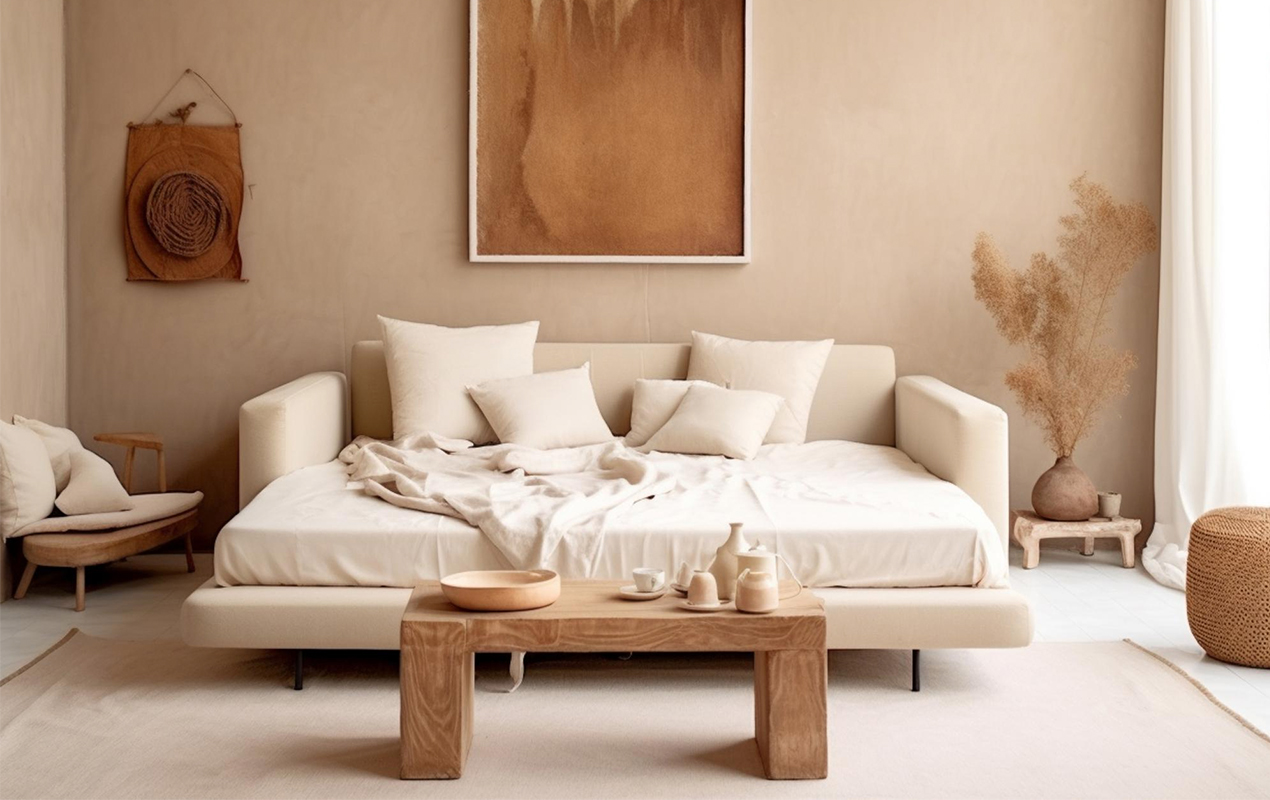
[350,341,897,445]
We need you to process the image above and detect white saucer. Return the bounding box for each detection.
[618,584,668,601]
[670,582,690,596]
[680,599,730,612]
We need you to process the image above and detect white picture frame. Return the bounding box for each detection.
[468,0,752,264]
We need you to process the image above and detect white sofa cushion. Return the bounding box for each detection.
[624,379,713,447]
[379,316,539,444]
[14,491,203,537]
[12,414,83,493]
[0,421,57,539]
[641,384,782,460]
[687,331,833,444]
[55,449,135,516]
[468,364,614,450]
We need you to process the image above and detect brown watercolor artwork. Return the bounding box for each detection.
[472,0,748,261]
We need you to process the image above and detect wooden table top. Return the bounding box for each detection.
[403,580,825,653]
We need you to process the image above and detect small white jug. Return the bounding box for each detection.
[735,569,779,614]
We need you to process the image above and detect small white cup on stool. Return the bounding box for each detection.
[675,561,695,589]
[687,570,719,606]
[632,568,666,593]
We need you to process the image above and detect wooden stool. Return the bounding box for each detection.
[1013,511,1142,569]
[12,432,196,611]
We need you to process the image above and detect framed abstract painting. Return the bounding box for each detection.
[469,0,751,263]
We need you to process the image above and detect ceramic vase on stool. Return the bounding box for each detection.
[1098,491,1122,519]
[1032,455,1098,521]
[687,570,720,607]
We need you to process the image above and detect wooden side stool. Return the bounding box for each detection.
[1013,510,1142,570]
[12,433,198,611]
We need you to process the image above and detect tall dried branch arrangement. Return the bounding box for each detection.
[972,175,1157,458]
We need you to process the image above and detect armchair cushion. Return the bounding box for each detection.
[14,491,203,537]
[0,421,56,539]
[13,414,83,492]
[55,449,134,516]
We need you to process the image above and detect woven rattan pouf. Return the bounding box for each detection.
[1186,506,1270,668]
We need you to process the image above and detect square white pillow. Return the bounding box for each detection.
[13,414,83,493]
[380,316,539,444]
[624,379,713,447]
[55,449,135,516]
[641,383,783,461]
[468,364,614,450]
[687,331,833,445]
[0,421,56,538]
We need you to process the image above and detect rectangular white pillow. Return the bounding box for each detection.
[641,383,783,460]
[468,364,614,450]
[624,379,714,447]
[380,316,539,444]
[0,421,56,538]
[687,331,833,445]
[56,449,135,516]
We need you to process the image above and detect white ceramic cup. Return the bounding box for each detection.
[687,570,719,606]
[1098,491,1122,519]
[675,561,695,588]
[633,568,665,593]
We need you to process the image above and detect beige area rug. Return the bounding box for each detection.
[2,632,1268,799]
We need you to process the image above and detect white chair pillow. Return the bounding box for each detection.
[624,379,715,447]
[0,421,56,538]
[687,331,833,445]
[468,364,614,450]
[12,414,83,493]
[379,316,539,444]
[55,449,135,516]
[641,384,782,460]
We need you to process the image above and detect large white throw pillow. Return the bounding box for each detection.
[0,421,56,538]
[379,316,539,444]
[641,383,782,461]
[624,379,713,447]
[12,414,83,493]
[468,364,614,450]
[687,331,833,444]
[55,449,135,516]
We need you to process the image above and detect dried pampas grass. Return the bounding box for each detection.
[972,175,1157,458]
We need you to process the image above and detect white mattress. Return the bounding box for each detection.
[215,441,1008,589]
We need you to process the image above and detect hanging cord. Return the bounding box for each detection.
[132,68,240,127]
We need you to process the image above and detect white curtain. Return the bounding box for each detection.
[1147,0,1270,590]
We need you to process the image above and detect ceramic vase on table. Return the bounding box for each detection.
[1031,456,1098,521]
[708,522,750,601]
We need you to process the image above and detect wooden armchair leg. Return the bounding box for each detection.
[14,563,36,600]
[184,532,196,573]
[75,567,86,612]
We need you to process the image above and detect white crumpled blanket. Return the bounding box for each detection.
[340,434,673,574]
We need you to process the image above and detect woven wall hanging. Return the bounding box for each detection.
[124,69,245,282]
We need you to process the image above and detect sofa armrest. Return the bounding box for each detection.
[895,376,1009,552]
[239,372,349,510]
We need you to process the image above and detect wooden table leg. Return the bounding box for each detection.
[401,622,472,779]
[1082,536,1095,556]
[1119,532,1136,568]
[754,649,828,779]
[184,532,196,573]
[1021,535,1040,569]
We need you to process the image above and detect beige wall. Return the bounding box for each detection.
[2,0,66,597]
[64,0,1165,550]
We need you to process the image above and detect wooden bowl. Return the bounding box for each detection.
[440,570,561,612]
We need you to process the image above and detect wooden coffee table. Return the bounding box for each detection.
[400,580,827,781]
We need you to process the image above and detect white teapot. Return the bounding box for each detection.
[735,541,802,600]
[735,569,779,614]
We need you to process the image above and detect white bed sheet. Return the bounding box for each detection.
[214,440,1008,589]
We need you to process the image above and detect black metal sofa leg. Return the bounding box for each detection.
[294,649,303,690]
[912,649,920,692]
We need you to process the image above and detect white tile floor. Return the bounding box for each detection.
[1,548,1267,732]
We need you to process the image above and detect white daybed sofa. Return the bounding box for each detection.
[182,342,1032,671]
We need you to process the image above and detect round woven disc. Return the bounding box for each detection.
[145,170,227,257]
[126,145,242,281]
